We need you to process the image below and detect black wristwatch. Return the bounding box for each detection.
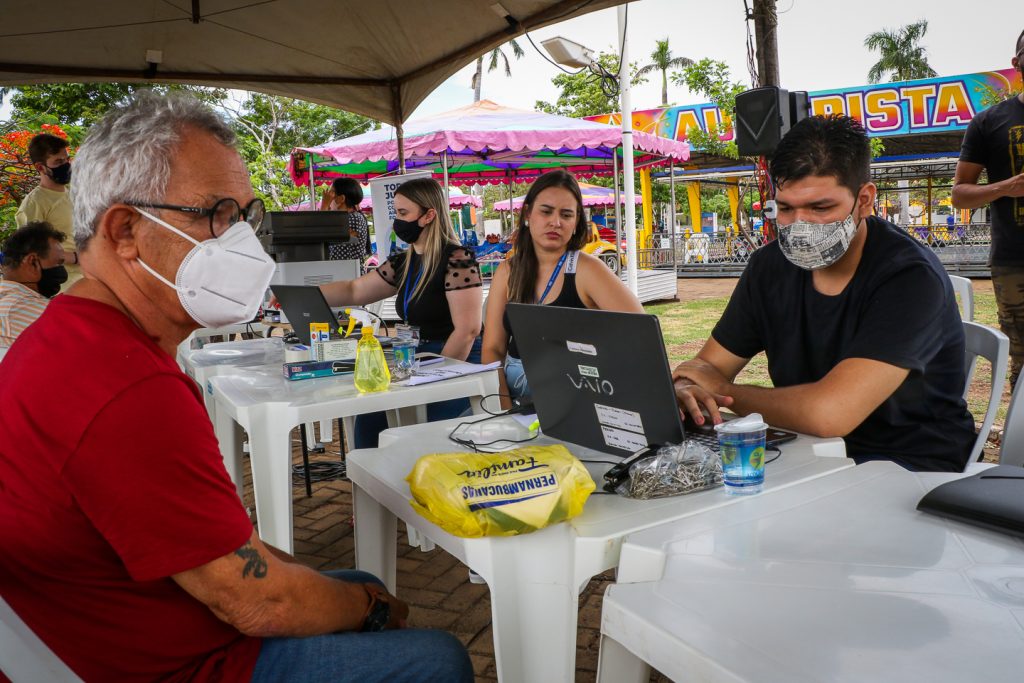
[361,584,391,632]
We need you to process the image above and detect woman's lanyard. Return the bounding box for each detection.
[403,259,424,322]
[537,252,568,304]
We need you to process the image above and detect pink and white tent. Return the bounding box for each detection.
[492,182,643,212]
[289,100,689,187]
[285,186,481,211]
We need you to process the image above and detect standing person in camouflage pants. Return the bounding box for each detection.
[953,28,1024,387]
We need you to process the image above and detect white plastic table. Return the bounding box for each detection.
[209,364,499,554]
[347,417,853,683]
[597,461,1024,683]
[177,339,286,499]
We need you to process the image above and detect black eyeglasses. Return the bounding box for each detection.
[129,197,265,239]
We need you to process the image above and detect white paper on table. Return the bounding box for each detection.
[396,360,501,386]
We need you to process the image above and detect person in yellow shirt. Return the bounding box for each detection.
[16,133,80,290]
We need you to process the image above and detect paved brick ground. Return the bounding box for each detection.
[241,433,670,683]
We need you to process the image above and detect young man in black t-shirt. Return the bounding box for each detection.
[673,115,976,472]
[953,28,1024,387]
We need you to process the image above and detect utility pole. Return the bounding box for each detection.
[751,0,780,87]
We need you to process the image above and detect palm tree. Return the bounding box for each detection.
[471,39,525,102]
[636,38,693,107]
[864,20,938,84]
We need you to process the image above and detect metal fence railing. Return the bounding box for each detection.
[658,224,992,276]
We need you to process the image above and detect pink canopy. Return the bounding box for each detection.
[285,185,481,211]
[289,99,689,187]
[492,182,643,211]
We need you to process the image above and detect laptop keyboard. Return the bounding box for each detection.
[685,430,720,453]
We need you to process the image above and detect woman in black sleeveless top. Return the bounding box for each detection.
[482,170,642,408]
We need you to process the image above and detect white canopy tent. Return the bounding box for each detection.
[0,0,625,129]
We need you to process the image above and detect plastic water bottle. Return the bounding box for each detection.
[354,327,390,393]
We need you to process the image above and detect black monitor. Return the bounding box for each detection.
[259,211,351,262]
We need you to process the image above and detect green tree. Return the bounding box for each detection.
[472,40,526,102]
[225,93,377,210]
[0,83,226,144]
[636,38,692,107]
[535,51,647,118]
[864,20,938,84]
[670,59,746,158]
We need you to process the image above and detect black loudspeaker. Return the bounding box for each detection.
[789,91,810,126]
[735,87,790,156]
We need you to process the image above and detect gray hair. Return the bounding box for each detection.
[70,91,236,250]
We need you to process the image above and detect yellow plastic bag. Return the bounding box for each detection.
[406,444,596,538]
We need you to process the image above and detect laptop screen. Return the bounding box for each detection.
[505,304,684,456]
[270,285,340,343]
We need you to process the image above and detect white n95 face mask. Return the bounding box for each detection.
[776,204,860,271]
[135,208,275,328]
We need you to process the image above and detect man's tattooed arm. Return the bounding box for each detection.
[234,540,268,579]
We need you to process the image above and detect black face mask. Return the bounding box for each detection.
[392,218,424,244]
[46,162,72,186]
[37,265,68,298]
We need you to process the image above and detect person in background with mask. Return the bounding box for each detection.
[16,132,80,290]
[318,177,483,448]
[0,93,472,682]
[672,115,975,472]
[321,176,372,272]
[0,221,67,348]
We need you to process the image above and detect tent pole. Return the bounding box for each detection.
[306,153,316,209]
[508,171,514,235]
[669,160,677,276]
[618,5,638,294]
[392,83,406,173]
[442,150,451,219]
[613,154,622,276]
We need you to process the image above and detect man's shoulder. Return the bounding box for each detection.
[862,217,947,285]
[0,280,43,301]
[970,97,1023,129]
[745,237,790,274]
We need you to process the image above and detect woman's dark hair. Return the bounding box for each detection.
[506,170,588,304]
[331,177,364,210]
[2,221,65,268]
[768,115,871,196]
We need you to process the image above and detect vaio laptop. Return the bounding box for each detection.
[505,304,797,456]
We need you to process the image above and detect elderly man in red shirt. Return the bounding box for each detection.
[0,92,471,683]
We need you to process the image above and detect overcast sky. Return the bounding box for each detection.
[411,0,1021,118]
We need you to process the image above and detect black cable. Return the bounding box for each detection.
[765,445,782,465]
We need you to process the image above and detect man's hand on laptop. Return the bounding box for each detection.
[673,359,734,426]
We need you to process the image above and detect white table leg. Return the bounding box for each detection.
[596,634,650,683]
[213,406,245,502]
[353,483,398,592]
[248,417,296,554]
[318,419,333,443]
[483,524,579,682]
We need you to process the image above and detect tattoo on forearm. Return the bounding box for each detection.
[234,541,268,579]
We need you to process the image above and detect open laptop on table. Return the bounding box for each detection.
[505,304,797,458]
[270,284,344,344]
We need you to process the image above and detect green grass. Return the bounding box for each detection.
[645,282,1007,428]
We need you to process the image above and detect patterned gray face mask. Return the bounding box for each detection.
[777,201,860,271]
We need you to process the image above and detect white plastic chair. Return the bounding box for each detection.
[949,274,974,321]
[999,382,1024,467]
[963,321,1009,463]
[0,595,82,682]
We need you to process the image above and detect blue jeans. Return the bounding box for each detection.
[251,570,472,683]
[354,338,482,449]
[504,355,531,403]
